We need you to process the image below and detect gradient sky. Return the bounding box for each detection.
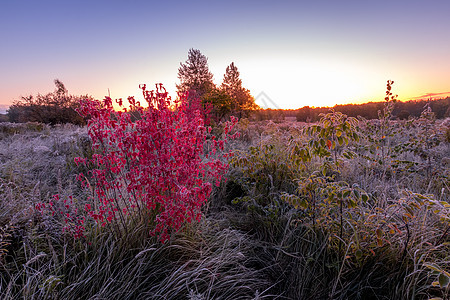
[1,0,450,109]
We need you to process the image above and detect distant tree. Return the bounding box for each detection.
[221,62,258,118]
[203,88,233,123]
[397,110,410,120]
[430,97,450,119]
[176,49,214,100]
[7,79,87,125]
[221,62,241,111]
[296,106,312,122]
[293,97,449,122]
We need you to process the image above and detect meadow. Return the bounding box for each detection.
[0,94,449,299]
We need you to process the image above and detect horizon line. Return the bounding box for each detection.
[0,92,449,111]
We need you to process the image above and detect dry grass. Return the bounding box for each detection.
[0,119,449,299]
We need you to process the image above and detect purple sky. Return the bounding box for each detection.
[1,0,450,109]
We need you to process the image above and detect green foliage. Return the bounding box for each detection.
[425,263,450,290]
[221,62,259,118]
[230,137,297,207]
[177,52,258,122]
[305,110,359,170]
[202,88,233,122]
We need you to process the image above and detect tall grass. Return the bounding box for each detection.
[1,114,449,299]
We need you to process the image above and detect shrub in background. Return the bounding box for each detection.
[7,79,87,125]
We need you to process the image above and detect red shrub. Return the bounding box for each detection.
[38,84,237,242]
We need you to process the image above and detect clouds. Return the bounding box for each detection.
[411,92,450,100]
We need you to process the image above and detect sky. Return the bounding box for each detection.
[1,0,450,110]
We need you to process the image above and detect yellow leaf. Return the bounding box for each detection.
[376,228,383,238]
[377,238,383,247]
[431,281,440,287]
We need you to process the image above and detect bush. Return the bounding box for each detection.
[7,80,87,125]
[38,84,237,243]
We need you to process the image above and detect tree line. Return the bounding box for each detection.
[252,97,449,122]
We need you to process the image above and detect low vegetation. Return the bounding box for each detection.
[6,80,89,125]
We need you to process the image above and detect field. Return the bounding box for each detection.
[0,107,449,299]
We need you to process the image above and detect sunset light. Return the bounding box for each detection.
[2,1,450,298]
[1,1,450,109]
